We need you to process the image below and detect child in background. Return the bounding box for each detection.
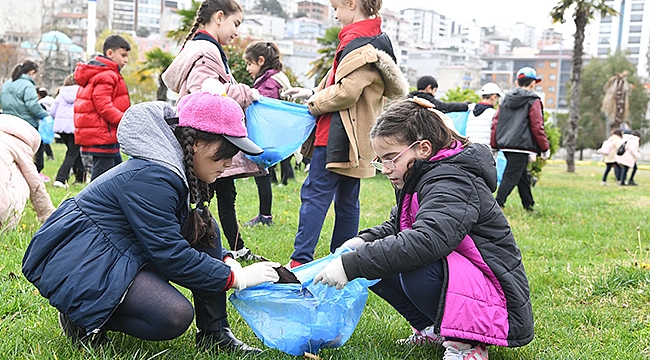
[36,87,56,160]
[163,0,263,260]
[314,98,534,359]
[22,89,280,355]
[50,75,84,188]
[597,129,623,185]
[283,0,408,268]
[616,129,641,186]
[242,41,293,227]
[74,34,131,181]
[0,114,56,230]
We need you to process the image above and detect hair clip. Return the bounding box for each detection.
[410,96,435,109]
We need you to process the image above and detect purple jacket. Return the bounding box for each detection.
[341,143,534,347]
[51,85,79,134]
[253,69,291,99]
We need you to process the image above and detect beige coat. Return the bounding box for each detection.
[307,44,408,179]
[0,114,56,230]
[615,133,641,168]
[597,134,624,163]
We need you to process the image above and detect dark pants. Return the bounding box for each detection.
[211,177,245,251]
[104,227,225,340]
[620,165,630,185]
[370,260,444,331]
[44,143,54,157]
[496,152,534,210]
[55,133,85,183]
[629,163,638,183]
[602,162,621,182]
[290,147,360,263]
[34,141,45,173]
[269,157,295,185]
[90,153,122,182]
[254,173,273,216]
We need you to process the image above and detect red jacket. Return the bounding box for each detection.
[74,56,130,153]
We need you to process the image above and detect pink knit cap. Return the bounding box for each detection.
[176,91,263,155]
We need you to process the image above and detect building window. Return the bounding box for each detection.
[630,14,643,22]
[628,36,641,44]
[598,47,609,55]
[631,3,644,11]
[496,74,509,83]
[601,16,612,23]
[537,62,544,68]
[549,74,557,80]
[628,47,640,54]
[547,98,555,105]
[629,25,642,33]
[550,62,557,68]
[548,86,556,93]
[599,25,611,34]
[599,37,610,44]
[535,85,543,91]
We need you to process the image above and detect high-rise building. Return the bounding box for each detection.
[586,0,650,78]
[399,8,450,47]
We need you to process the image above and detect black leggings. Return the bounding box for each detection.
[104,264,194,341]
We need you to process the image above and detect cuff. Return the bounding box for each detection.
[340,251,363,281]
[221,271,235,291]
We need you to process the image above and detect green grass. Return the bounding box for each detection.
[1,143,650,359]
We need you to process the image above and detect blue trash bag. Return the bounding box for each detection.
[496,150,507,186]
[39,115,55,144]
[446,110,469,136]
[244,97,316,168]
[230,248,378,356]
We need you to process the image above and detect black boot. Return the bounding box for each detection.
[193,291,262,355]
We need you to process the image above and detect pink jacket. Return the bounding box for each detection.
[615,133,641,168]
[163,37,263,178]
[0,114,56,229]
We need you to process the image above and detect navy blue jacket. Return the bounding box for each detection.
[22,158,232,335]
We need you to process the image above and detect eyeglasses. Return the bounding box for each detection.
[371,141,421,171]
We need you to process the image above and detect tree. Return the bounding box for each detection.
[441,87,480,103]
[550,0,617,172]
[0,43,21,83]
[308,27,340,85]
[138,48,174,101]
[601,71,630,132]
[167,0,201,46]
[136,27,151,38]
[252,0,287,18]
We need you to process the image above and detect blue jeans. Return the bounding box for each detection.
[290,146,360,263]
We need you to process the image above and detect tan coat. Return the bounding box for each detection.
[307,44,408,179]
[0,114,56,230]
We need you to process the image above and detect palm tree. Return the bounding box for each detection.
[167,0,200,45]
[550,0,617,172]
[307,27,340,85]
[138,48,175,101]
[601,71,630,132]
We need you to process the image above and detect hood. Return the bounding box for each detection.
[473,102,494,117]
[117,101,187,186]
[412,143,497,193]
[408,91,436,103]
[0,114,41,153]
[58,85,79,104]
[502,87,539,110]
[270,71,291,91]
[74,56,118,87]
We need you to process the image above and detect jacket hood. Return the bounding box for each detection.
[502,87,539,110]
[0,114,41,152]
[74,56,119,87]
[58,85,78,104]
[117,101,187,186]
[473,103,494,117]
[412,143,497,192]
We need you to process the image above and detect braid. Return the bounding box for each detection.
[359,0,382,17]
[183,21,201,48]
[177,128,206,247]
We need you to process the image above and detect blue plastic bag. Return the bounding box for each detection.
[447,110,469,136]
[230,248,378,356]
[39,116,54,144]
[496,150,507,185]
[245,97,316,168]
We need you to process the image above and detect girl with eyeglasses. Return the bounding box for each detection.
[314,97,534,360]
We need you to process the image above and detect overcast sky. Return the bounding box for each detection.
[380,0,577,36]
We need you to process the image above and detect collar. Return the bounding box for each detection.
[193,30,230,74]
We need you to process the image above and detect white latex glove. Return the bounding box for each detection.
[224,256,242,272]
[467,102,476,111]
[232,261,280,291]
[341,237,365,250]
[250,88,261,101]
[313,257,348,290]
[541,149,551,160]
[281,87,314,100]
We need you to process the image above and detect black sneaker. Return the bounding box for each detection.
[196,327,262,355]
[628,180,638,186]
[58,312,109,345]
[243,214,273,227]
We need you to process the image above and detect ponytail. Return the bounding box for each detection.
[11,60,38,82]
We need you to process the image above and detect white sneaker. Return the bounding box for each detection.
[442,341,488,360]
[397,326,444,346]
[53,180,68,189]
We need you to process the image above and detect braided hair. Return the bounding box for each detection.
[358,0,382,17]
[244,41,283,79]
[183,0,242,47]
[174,126,239,247]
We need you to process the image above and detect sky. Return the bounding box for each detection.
[381,0,577,36]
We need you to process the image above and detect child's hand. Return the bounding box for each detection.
[313,257,348,290]
[282,87,314,100]
[250,88,261,101]
[224,256,242,272]
[232,262,280,291]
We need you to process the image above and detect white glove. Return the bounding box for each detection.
[541,149,551,160]
[232,261,280,291]
[250,88,261,101]
[224,256,242,272]
[281,87,314,100]
[341,237,365,250]
[313,257,348,290]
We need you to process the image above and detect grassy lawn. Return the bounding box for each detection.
[1,142,649,359]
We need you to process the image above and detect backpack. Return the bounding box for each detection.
[616,141,627,156]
